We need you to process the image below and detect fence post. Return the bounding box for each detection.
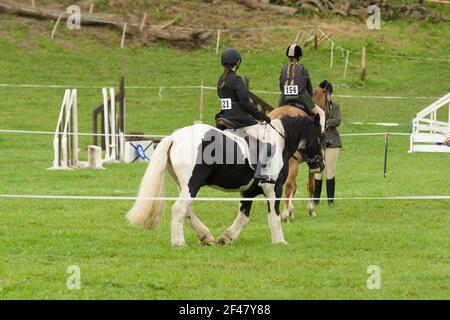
[343,50,349,78]
[121,23,127,48]
[50,13,63,39]
[199,80,204,122]
[384,131,389,178]
[360,46,367,81]
[294,30,301,44]
[140,13,148,31]
[215,30,221,55]
[330,41,334,68]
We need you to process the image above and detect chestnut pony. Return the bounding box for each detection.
[268,87,329,221]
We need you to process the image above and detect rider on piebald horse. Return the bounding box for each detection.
[215,47,276,184]
[279,44,328,146]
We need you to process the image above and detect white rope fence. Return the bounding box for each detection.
[0,129,167,138]
[0,194,448,201]
[0,83,441,100]
[0,129,412,138]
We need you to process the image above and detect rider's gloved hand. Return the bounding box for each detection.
[263,115,271,124]
[320,133,331,148]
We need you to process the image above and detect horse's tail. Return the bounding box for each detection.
[126,135,173,230]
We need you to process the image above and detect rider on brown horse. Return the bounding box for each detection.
[279,44,329,146]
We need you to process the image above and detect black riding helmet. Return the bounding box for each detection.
[286,44,302,60]
[221,47,242,67]
[319,80,333,94]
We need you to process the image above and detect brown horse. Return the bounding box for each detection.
[268,87,329,221]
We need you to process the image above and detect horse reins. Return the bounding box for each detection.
[267,121,287,141]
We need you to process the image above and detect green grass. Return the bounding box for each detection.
[0,13,449,299]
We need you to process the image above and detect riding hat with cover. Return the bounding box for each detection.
[286,44,302,60]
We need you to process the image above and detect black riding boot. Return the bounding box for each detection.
[326,177,335,206]
[313,179,322,205]
[254,143,275,184]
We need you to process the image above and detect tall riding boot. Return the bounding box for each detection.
[254,144,275,184]
[313,179,322,205]
[326,177,335,206]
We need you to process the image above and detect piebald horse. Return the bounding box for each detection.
[126,116,324,246]
[268,87,330,221]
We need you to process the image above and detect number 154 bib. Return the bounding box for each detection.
[284,85,299,95]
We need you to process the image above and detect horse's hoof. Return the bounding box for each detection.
[171,240,187,247]
[273,240,289,245]
[217,234,233,245]
[308,210,316,217]
[200,235,215,246]
[281,216,290,223]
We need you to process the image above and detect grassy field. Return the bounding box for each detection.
[0,8,449,299]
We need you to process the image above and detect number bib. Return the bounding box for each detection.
[220,98,232,110]
[284,85,299,96]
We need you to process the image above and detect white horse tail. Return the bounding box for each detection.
[126,135,173,230]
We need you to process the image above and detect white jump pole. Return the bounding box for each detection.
[61,90,76,168]
[71,89,78,167]
[109,88,116,161]
[52,90,69,168]
[102,88,111,160]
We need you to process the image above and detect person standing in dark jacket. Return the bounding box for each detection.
[215,47,274,183]
[313,80,342,206]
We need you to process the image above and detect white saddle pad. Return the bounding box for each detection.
[219,129,255,170]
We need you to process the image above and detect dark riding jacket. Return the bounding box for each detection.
[324,101,342,148]
[216,69,267,128]
[278,64,315,111]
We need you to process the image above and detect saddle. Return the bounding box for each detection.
[287,102,313,116]
[215,118,238,130]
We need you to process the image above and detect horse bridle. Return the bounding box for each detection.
[297,148,322,166]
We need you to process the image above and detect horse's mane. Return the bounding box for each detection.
[280,115,315,148]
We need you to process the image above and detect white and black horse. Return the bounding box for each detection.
[126,115,324,246]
